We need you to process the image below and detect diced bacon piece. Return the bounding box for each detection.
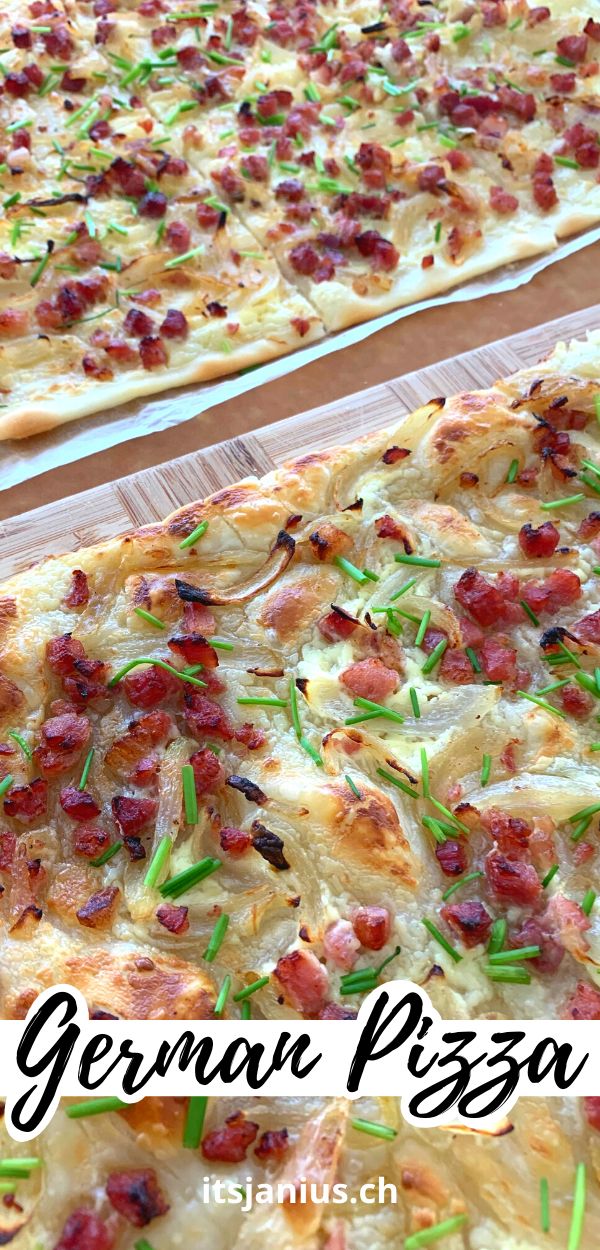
[112,796,157,836]
[480,807,530,856]
[165,221,191,254]
[59,787,100,822]
[234,723,266,750]
[160,309,188,339]
[340,657,399,700]
[550,72,576,93]
[511,915,564,974]
[182,603,216,634]
[560,684,593,718]
[168,635,218,666]
[545,894,590,961]
[435,839,469,876]
[489,185,518,214]
[485,851,541,905]
[151,24,172,47]
[190,747,224,796]
[77,885,120,928]
[139,336,168,369]
[480,637,517,684]
[585,1097,600,1130]
[352,905,391,951]
[323,919,360,970]
[0,255,17,280]
[274,948,329,1016]
[202,1111,259,1162]
[565,981,600,1020]
[518,521,559,558]
[556,34,587,63]
[11,25,32,48]
[355,231,399,271]
[532,155,558,210]
[528,5,550,23]
[454,568,509,626]
[196,202,221,230]
[574,607,600,644]
[184,690,234,741]
[47,634,86,675]
[177,45,202,70]
[289,242,321,275]
[375,515,405,540]
[254,1128,289,1161]
[439,648,474,684]
[0,832,16,874]
[243,154,269,181]
[34,713,91,776]
[0,309,29,338]
[43,25,73,58]
[5,71,33,97]
[156,903,189,934]
[585,18,600,41]
[54,1209,114,1250]
[138,191,168,219]
[418,164,446,194]
[219,825,252,856]
[73,825,110,858]
[521,569,581,616]
[441,901,492,949]
[123,663,179,709]
[573,841,595,866]
[106,1170,169,1227]
[498,85,536,121]
[124,308,154,338]
[64,570,90,609]
[318,608,358,642]
[459,617,484,648]
[382,446,410,465]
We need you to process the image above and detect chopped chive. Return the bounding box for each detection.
[182,763,198,825]
[422,918,462,963]
[420,746,429,798]
[209,637,234,652]
[214,974,231,1015]
[414,610,431,647]
[164,245,204,270]
[345,774,362,800]
[571,816,593,844]
[351,1118,397,1141]
[333,555,370,583]
[299,735,323,767]
[409,687,420,718]
[289,676,301,738]
[542,864,559,889]
[484,964,531,984]
[304,81,320,102]
[144,835,171,888]
[66,1097,127,1119]
[574,672,600,698]
[434,220,442,243]
[78,748,94,791]
[183,1096,208,1149]
[240,1000,251,1020]
[0,1159,41,1178]
[429,797,470,833]
[389,578,418,601]
[582,889,596,917]
[345,711,382,726]
[488,917,506,955]
[90,841,122,867]
[237,696,288,708]
[0,775,14,799]
[159,856,221,900]
[109,658,206,689]
[568,1163,586,1250]
[233,975,270,1002]
[517,690,565,719]
[134,606,165,629]
[465,646,481,673]
[540,494,585,510]
[422,815,448,844]
[179,519,208,549]
[204,913,229,963]
[421,638,447,674]
[537,678,570,695]
[394,554,441,568]
[352,697,405,724]
[376,767,419,799]
[30,249,52,288]
[404,1214,468,1250]
[488,945,540,964]
[520,599,540,626]
[7,731,31,760]
[540,1177,550,1234]
[442,871,484,901]
[506,458,519,483]
[480,753,491,786]
[580,471,600,497]
[136,1241,156,1250]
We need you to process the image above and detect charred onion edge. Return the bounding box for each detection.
[175,530,295,606]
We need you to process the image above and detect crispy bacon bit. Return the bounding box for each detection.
[138,190,168,218]
[528,5,550,23]
[77,885,120,928]
[565,981,600,1020]
[585,1097,600,1130]
[160,308,188,339]
[47,634,86,675]
[184,689,234,741]
[43,25,73,59]
[512,915,563,974]
[139,335,168,369]
[227,775,267,804]
[340,657,399,700]
[441,901,492,948]
[382,446,410,465]
[585,17,600,41]
[34,712,91,776]
[254,1127,289,1161]
[189,747,224,796]
[375,514,405,541]
[46,634,108,704]
[252,822,290,871]
[106,1170,169,1227]
[124,663,178,709]
[318,607,358,642]
[0,308,29,337]
[485,851,541,905]
[54,1209,114,1250]
[560,684,593,718]
[11,25,32,48]
[574,607,600,644]
[274,948,329,1016]
[202,1112,259,1162]
[521,569,581,616]
[124,308,155,338]
[518,521,560,558]
[112,796,157,850]
[435,839,468,877]
[219,826,252,856]
[352,905,391,951]
[234,723,266,750]
[489,185,518,214]
[323,919,360,970]
[532,153,558,211]
[309,522,352,562]
[64,570,90,609]
[168,635,218,667]
[0,832,16,874]
[454,568,508,626]
[73,825,110,858]
[480,637,517,684]
[4,778,47,825]
[156,903,189,934]
[556,34,588,63]
[355,230,399,271]
[60,787,100,822]
[165,220,191,254]
[480,807,530,856]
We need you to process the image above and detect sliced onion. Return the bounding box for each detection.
[175,531,295,607]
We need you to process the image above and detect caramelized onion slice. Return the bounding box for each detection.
[175,531,295,607]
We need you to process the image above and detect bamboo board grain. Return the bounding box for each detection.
[1,302,599,582]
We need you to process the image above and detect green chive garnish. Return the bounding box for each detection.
[540,494,585,510]
[582,889,596,917]
[289,675,302,738]
[109,658,206,688]
[164,245,204,270]
[484,965,531,984]
[421,639,447,674]
[488,917,506,954]
[394,554,441,568]
[159,856,221,899]
[351,696,404,724]
[506,458,519,483]
[540,1177,550,1233]
[233,975,270,1002]
[568,1163,586,1250]
[144,835,171,888]
[30,249,52,287]
[488,945,540,964]
[404,1214,468,1249]
[441,871,484,901]
[409,687,420,718]
[237,696,288,708]
[240,1000,251,1020]
[480,753,491,786]
[183,1096,208,1149]
[571,816,592,844]
[414,610,431,647]
[520,599,540,626]
[0,1159,41,1178]
[542,864,559,888]
[204,913,229,962]
[299,735,323,766]
[422,815,448,844]
[422,918,462,963]
[465,646,481,673]
[134,607,165,629]
[66,1097,127,1119]
[90,841,122,867]
[351,1118,397,1141]
[214,974,231,1015]
[7,731,32,760]
[333,555,371,584]
[390,578,418,601]
[179,519,209,549]
[135,1241,156,1250]
[345,774,362,799]
[0,774,15,799]
[420,746,430,798]
[517,690,565,719]
[182,763,198,825]
[376,767,419,799]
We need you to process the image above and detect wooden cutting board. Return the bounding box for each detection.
[1,301,599,583]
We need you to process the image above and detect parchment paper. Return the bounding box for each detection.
[1,225,598,491]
